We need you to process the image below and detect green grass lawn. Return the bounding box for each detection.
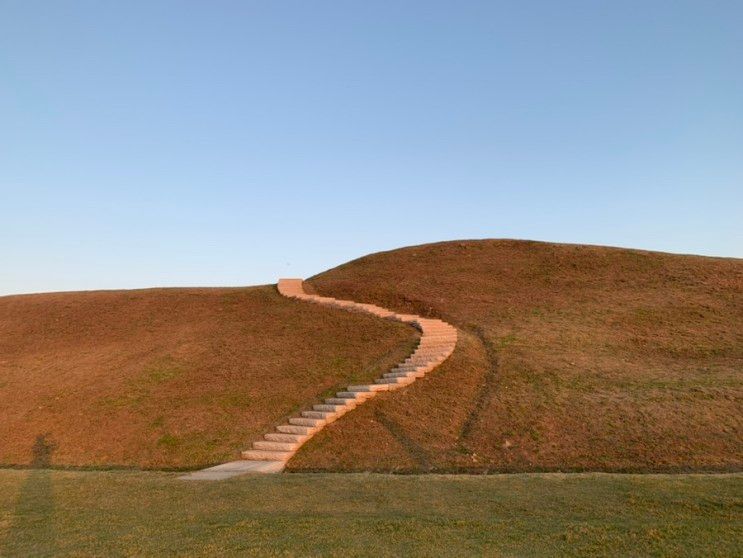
[1,471,740,557]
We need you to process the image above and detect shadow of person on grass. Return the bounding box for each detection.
[2,434,57,557]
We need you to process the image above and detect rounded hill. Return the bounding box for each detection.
[288,239,743,473]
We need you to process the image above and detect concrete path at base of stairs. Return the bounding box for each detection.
[179,460,285,480]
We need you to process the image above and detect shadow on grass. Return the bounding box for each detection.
[2,434,57,557]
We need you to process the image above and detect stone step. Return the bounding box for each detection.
[392,368,432,377]
[277,424,316,435]
[395,363,432,371]
[302,410,337,422]
[385,381,411,391]
[391,365,426,374]
[410,353,449,361]
[415,348,452,353]
[403,357,443,366]
[398,359,434,366]
[384,370,422,379]
[289,417,325,428]
[375,376,414,385]
[314,403,348,413]
[421,333,456,338]
[348,384,389,392]
[406,353,442,360]
[334,391,361,399]
[253,440,299,452]
[409,356,441,362]
[400,362,439,369]
[336,391,375,400]
[265,432,307,443]
[325,397,357,407]
[241,449,294,461]
[410,351,445,358]
[409,350,447,358]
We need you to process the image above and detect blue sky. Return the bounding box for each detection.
[1,1,741,295]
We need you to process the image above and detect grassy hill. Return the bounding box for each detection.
[2,240,740,473]
[287,239,742,473]
[0,287,415,469]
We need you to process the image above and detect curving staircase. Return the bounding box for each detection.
[181,278,457,480]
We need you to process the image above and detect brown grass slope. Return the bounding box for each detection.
[288,239,743,473]
[0,287,416,469]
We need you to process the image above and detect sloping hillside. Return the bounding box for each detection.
[288,240,743,472]
[0,287,415,469]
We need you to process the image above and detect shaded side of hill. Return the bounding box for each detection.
[0,287,416,469]
[288,240,743,472]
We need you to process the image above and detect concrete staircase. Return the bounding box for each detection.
[239,279,457,467]
[181,278,457,480]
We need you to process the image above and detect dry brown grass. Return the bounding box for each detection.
[0,286,415,469]
[288,239,743,472]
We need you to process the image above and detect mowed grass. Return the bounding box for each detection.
[0,470,740,557]
[0,286,416,469]
[292,240,743,473]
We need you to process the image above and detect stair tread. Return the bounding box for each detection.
[241,449,294,461]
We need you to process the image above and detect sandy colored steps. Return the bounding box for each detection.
[336,391,375,400]
[185,277,458,478]
[276,425,316,435]
[241,449,294,461]
[385,373,424,381]
[265,433,307,443]
[253,440,299,452]
[289,417,325,428]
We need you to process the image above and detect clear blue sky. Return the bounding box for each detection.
[1,1,741,295]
